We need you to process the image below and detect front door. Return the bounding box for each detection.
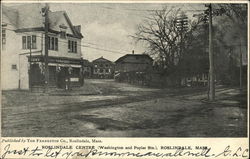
[57,67,68,89]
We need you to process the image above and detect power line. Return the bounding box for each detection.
[3,27,129,55]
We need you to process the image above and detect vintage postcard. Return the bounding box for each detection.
[0,0,249,159]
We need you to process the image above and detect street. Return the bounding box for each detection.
[1,79,247,137]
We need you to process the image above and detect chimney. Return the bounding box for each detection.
[74,25,81,33]
[132,50,134,54]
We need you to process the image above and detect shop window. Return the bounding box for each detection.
[72,68,80,77]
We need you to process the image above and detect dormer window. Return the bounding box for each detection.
[59,24,67,39]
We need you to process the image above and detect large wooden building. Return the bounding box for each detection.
[1,4,84,90]
[115,53,153,73]
[114,53,153,84]
[92,57,114,79]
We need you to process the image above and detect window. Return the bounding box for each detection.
[48,37,50,49]
[22,35,36,49]
[27,36,31,49]
[22,36,26,49]
[2,28,6,49]
[74,41,77,53]
[11,64,17,70]
[51,37,54,50]
[60,31,66,39]
[48,36,58,51]
[71,41,74,52]
[68,40,77,53]
[68,40,70,51]
[32,35,37,49]
[55,38,58,50]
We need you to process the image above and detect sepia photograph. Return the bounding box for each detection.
[1,1,248,137]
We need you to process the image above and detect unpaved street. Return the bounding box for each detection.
[1,79,247,137]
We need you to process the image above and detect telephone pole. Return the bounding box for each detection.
[208,3,215,101]
[176,13,188,56]
[43,4,49,92]
[239,41,242,91]
[29,36,32,91]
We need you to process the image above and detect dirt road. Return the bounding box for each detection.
[1,79,247,137]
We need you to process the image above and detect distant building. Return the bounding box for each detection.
[114,52,153,85]
[1,4,84,90]
[115,53,153,73]
[92,57,114,78]
[82,59,92,78]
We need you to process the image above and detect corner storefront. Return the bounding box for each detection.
[28,55,84,89]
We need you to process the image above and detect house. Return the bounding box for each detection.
[1,4,84,90]
[92,56,114,79]
[115,52,153,73]
[114,52,153,85]
[82,59,92,78]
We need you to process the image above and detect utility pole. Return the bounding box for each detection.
[176,13,188,85]
[239,41,242,91]
[208,3,215,101]
[43,4,49,92]
[29,36,32,91]
[177,13,188,56]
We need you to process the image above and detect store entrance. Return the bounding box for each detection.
[57,67,69,89]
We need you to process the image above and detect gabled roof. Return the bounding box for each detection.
[2,4,83,39]
[115,54,153,64]
[92,57,113,63]
[2,6,19,27]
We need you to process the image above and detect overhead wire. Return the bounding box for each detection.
[3,26,130,55]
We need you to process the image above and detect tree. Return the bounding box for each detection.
[132,7,181,74]
[215,4,247,87]
[133,6,213,86]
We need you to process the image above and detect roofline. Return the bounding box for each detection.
[15,27,82,39]
[92,57,114,63]
[63,12,84,39]
[28,54,83,61]
[115,54,153,63]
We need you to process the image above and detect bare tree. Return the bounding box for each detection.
[132,6,208,85]
[132,7,182,72]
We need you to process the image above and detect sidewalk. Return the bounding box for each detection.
[48,83,102,96]
[183,86,247,108]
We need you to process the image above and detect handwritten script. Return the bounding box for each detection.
[0,144,248,159]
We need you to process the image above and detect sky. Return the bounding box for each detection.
[4,2,205,62]
[49,3,206,62]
